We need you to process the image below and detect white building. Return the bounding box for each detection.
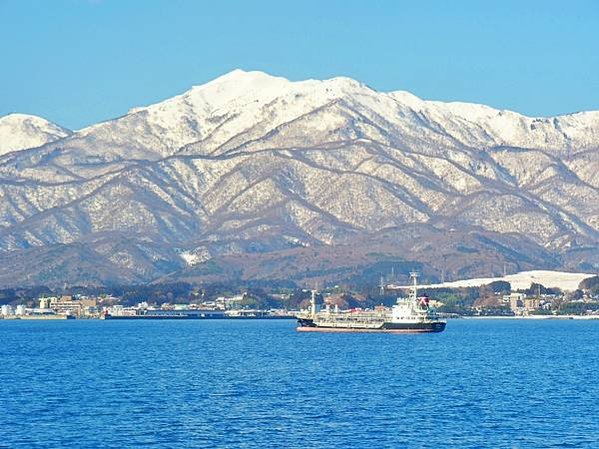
[1,305,14,316]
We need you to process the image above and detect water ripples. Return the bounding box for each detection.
[1,319,598,448]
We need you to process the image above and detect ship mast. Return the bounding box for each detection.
[310,290,317,318]
[409,271,418,302]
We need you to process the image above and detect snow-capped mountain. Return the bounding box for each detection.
[0,70,597,287]
[0,113,71,156]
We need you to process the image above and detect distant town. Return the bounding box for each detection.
[0,292,297,320]
[1,273,598,321]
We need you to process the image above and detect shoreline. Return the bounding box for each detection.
[463,315,599,320]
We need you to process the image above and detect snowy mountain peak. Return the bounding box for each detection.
[388,90,425,108]
[185,69,292,107]
[198,68,287,87]
[324,75,368,90]
[0,113,71,155]
[0,112,61,127]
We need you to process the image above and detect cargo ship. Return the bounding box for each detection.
[297,272,446,333]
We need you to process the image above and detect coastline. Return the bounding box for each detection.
[463,315,599,320]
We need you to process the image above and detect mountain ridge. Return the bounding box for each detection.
[0,69,597,287]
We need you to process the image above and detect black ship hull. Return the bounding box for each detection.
[297,318,446,333]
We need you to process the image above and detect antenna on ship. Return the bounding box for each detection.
[379,276,385,296]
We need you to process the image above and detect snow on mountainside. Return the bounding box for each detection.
[0,113,71,155]
[121,69,599,157]
[0,69,598,287]
[390,270,595,291]
[390,93,599,153]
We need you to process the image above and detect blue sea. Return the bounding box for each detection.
[1,319,598,449]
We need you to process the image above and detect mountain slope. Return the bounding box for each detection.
[0,70,597,287]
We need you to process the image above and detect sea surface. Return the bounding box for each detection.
[1,318,598,449]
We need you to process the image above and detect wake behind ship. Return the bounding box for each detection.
[296,272,446,333]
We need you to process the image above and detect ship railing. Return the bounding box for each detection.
[316,314,385,323]
[317,321,383,329]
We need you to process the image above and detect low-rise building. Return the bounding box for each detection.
[524,297,540,310]
[1,304,14,316]
[504,292,543,314]
[504,293,526,312]
[38,295,99,317]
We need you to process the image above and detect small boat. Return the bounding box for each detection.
[296,272,446,333]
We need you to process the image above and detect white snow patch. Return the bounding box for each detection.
[389,270,596,292]
[180,251,200,266]
[179,248,212,266]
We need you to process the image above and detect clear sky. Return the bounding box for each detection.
[1,0,598,130]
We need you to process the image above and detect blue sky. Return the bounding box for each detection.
[1,0,598,129]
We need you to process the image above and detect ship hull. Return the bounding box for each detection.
[296,318,446,333]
